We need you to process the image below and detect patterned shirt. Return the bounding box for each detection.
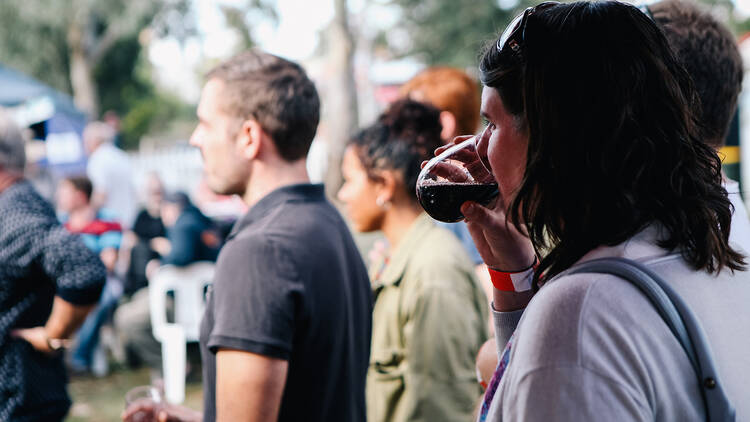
[0,181,105,421]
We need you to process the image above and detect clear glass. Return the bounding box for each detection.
[124,385,163,422]
[416,136,498,222]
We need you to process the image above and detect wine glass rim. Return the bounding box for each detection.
[125,385,162,404]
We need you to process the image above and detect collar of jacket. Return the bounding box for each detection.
[373,212,435,288]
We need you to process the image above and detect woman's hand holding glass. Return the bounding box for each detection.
[422,134,536,312]
[416,136,499,223]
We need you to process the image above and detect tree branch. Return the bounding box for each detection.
[89,0,153,65]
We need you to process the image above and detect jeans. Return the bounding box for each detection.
[71,276,123,369]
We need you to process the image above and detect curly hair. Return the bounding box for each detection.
[349,99,443,200]
[479,1,745,285]
[649,0,743,148]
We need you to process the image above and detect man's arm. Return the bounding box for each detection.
[14,224,107,353]
[13,296,94,353]
[216,349,288,422]
[46,296,94,339]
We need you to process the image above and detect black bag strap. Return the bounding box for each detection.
[567,257,735,422]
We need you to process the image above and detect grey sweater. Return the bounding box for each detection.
[486,226,750,421]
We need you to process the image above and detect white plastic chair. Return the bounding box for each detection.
[149,261,215,404]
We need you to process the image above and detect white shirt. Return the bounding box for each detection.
[726,178,750,254]
[86,143,137,228]
[487,227,750,421]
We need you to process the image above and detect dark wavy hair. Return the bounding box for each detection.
[479,1,745,285]
[349,99,443,200]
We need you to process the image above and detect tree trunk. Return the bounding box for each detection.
[69,45,99,118]
[323,0,359,199]
[67,4,99,119]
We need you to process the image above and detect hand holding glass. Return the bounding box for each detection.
[123,386,163,422]
[416,137,499,222]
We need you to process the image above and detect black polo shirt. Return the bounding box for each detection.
[200,184,372,422]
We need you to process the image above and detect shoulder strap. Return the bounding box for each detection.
[567,257,735,422]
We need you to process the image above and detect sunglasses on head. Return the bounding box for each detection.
[638,4,654,20]
[496,2,560,56]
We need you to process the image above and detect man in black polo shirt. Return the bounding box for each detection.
[125,50,372,422]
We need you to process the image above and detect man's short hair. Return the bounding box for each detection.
[400,67,480,137]
[207,50,321,162]
[649,0,743,148]
[0,111,26,172]
[65,175,93,202]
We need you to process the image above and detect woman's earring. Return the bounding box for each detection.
[376,197,391,209]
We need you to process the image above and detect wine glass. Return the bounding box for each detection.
[124,385,163,422]
[416,136,498,222]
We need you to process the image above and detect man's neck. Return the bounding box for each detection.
[241,159,310,208]
[0,169,21,193]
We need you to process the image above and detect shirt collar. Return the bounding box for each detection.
[227,183,325,240]
[374,212,435,287]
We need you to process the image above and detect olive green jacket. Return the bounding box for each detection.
[367,213,489,422]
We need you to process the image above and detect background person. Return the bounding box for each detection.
[83,121,138,229]
[147,191,220,273]
[458,2,749,420]
[338,99,488,422]
[399,68,497,339]
[647,0,749,253]
[56,175,123,375]
[400,67,486,267]
[114,190,219,374]
[121,172,167,297]
[0,112,106,420]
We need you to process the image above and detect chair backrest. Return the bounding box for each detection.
[149,261,215,342]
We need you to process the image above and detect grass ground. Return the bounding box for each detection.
[66,366,203,422]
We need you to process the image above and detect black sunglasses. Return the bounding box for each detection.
[496,2,560,56]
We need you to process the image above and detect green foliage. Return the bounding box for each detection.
[0,1,72,93]
[390,0,749,67]
[388,0,533,67]
[95,36,182,149]
[120,93,183,150]
[0,0,193,148]
[220,0,278,52]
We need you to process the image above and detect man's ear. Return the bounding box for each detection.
[439,111,458,141]
[237,119,264,160]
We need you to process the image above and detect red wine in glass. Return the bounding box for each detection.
[416,136,498,222]
[417,182,499,222]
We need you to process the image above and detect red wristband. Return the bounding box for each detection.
[488,257,538,292]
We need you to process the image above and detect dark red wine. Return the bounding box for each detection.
[417,183,499,223]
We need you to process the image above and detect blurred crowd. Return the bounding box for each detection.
[57,121,223,379]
